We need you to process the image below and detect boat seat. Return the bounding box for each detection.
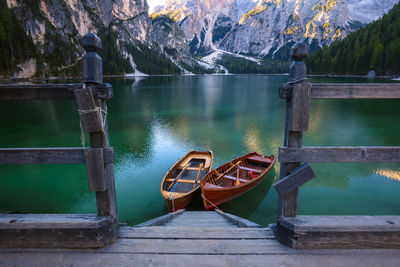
[203,182,224,189]
[239,166,262,173]
[166,178,195,184]
[223,175,249,183]
[247,155,273,164]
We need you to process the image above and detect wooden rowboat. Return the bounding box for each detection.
[200,152,276,210]
[161,151,213,212]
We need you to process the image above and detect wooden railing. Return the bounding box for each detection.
[274,43,400,218]
[0,33,118,248]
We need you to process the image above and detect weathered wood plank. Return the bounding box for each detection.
[280,83,400,99]
[135,210,185,227]
[99,238,289,254]
[0,214,115,248]
[278,216,400,249]
[84,148,106,192]
[74,87,104,133]
[278,86,305,217]
[119,226,275,239]
[215,210,261,228]
[273,164,315,195]
[0,147,113,165]
[279,146,400,163]
[1,252,400,267]
[84,97,117,221]
[280,216,400,231]
[0,83,113,100]
[290,83,311,132]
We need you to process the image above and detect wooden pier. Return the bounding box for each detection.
[0,33,118,248]
[1,210,400,266]
[1,36,400,265]
[274,43,400,249]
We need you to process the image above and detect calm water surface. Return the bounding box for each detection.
[1,75,400,226]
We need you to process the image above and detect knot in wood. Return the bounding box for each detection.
[83,33,102,52]
[290,43,308,62]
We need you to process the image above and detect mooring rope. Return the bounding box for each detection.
[168,195,175,213]
[201,193,222,212]
[77,84,108,147]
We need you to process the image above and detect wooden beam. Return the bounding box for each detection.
[0,147,113,165]
[0,83,113,100]
[280,83,400,99]
[279,146,400,163]
[84,148,106,192]
[277,215,400,249]
[74,87,104,133]
[273,164,315,195]
[290,83,311,131]
[0,214,115,248]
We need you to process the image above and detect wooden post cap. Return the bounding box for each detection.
[82,33,102,52]
[288,43,308,83]
[290,43,308,62]
[82,33,103,84]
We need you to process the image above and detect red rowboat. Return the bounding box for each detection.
[200,152,276,210]
[161,151,213,212]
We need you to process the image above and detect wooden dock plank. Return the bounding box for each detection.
[1,251,400,267]
[98,238,290,254]
[119,226,275,239]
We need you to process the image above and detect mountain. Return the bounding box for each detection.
[154,0,399,61]
[306,2,400,75]
[0,0,194,78]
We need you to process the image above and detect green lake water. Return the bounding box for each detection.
[1,75,400,226]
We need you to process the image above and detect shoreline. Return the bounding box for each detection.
[1,73,399,83]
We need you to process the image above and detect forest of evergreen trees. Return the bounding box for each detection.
[306,3,400,76]
[0,0,38,76]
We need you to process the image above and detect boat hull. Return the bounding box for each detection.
[164,190,199,212]
[202,171,269,210]
[200,152,276,210]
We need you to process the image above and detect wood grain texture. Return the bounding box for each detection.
[134,210,185,227]
[278,216,400,249]
[1,252,400,267]
[279,146,400,163]
[280,83,400,99]
[74,87,103,133]
[87,99,118,222]
[84,148,106,192]
[119,226,274,239]
[290,83,311,132]
[215,210,261,228]
[0,214,115,248]
[273,164,315,195]
[0,147,113,165]
[278,87,305,217]
[0,83,112,100]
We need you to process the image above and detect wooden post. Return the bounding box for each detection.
[80,33,118,222]
[278,43,310,218]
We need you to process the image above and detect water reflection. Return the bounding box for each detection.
[375,169,400,182]
[1,76,400,227]
[107,75,400,224]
